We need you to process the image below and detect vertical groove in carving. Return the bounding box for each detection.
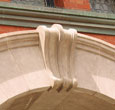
[48,28,60,78]
[58,29,73,90]
[69,29,78,89]
[37,26,61,90]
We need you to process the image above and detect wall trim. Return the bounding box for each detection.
[0,2,115,35]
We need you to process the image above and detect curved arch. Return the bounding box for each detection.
[0,86,115,110]
[0,24,114,110]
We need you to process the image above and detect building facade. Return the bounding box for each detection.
[0,0,115,110]
[0,0,115,44]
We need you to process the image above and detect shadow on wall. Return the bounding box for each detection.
[44,0,54,7]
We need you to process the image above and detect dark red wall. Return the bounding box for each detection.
[55,0,91,11]
[83,33,115,45]
[0,0,10,2]
[0,25,34,33]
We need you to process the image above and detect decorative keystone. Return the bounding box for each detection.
[37,24,77,92]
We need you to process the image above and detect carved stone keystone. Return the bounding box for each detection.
[37,24,77,92]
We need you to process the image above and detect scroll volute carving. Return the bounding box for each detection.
[37,24,77,92]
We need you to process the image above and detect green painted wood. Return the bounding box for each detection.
[0,2,115,35]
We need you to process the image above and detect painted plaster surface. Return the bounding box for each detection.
[0,25,114,110]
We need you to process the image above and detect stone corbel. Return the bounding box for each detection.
[37,24,77,92]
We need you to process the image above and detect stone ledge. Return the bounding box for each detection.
[0,2,115,35]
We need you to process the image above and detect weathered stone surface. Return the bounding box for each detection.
[90,0,115,13]
[0,25,115,110]
[11,0,45,6]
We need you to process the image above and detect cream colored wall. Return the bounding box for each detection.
[75,49,115,98]
[0,46,44,83]
[0,31,53,109]
[74,33,115,99]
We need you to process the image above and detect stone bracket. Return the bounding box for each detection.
[37,24,78,92]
